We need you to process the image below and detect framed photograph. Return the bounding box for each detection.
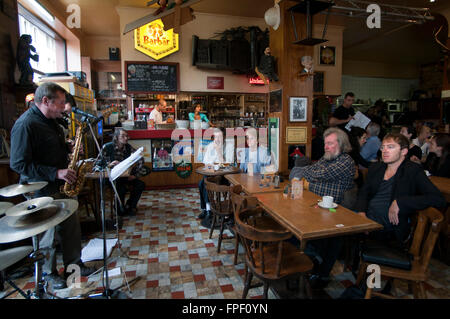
[289,97,307,122]
[269,89,282,113]
[319,46,336,65]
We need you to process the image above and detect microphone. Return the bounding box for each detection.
[72,107,100,120]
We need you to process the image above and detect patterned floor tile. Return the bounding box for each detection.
[2,188,449,300]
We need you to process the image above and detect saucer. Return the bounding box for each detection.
[318,201,337,209]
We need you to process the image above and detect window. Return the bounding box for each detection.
[18,4,66,82]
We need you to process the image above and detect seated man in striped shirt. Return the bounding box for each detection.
[290,127,356,289]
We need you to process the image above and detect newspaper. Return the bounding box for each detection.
[345,111,371,131]
[109,147,144,181]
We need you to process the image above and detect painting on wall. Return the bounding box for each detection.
[269,88,282,113]
[319,46,335,66]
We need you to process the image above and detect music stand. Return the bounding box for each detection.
[80,119,140,299]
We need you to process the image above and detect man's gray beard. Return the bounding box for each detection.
[323,152,339,161]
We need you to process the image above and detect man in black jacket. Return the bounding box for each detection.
[308,133,445,290]
[355,133,446,243]
[10,82,95,289]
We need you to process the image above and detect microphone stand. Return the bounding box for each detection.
[80,116,129,299]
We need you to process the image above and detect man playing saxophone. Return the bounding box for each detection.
[10,82,95,290]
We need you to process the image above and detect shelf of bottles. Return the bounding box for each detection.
[176,93,267,128]
[134,94,176,122]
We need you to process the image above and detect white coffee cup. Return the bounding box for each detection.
[213,164,220,171]
[322,196,334,208]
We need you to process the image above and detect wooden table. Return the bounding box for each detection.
[255,191,383,250]
[225,173,288,196]
[430,176,450,202]
[195,166,240,177]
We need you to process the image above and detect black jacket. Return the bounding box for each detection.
[10,105,69,196]
[355,160,446,240]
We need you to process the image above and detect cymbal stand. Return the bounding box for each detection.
[30,235,56,299]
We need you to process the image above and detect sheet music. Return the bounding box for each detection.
[81,238,118,262]
[345,111,371,131]
[109,147,144,181]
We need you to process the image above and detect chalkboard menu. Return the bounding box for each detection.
[125,61,179,94]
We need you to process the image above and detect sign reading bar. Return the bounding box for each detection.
[207,77,224,90]
[134,19,179,60]
[125,61,179,94]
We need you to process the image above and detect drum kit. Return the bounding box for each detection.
[0,181,78,299]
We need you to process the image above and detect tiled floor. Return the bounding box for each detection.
[1,188,449,299]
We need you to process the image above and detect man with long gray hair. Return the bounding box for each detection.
[290,127,355,204]
[289,127,356,289]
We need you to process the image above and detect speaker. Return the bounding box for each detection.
[109,47,120,61]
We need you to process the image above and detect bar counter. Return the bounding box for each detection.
[124,128,262,190]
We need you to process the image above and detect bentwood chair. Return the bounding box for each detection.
[356,207,444,299]
[204,178,235,253]
[230,188,287,265]
[234,205,314,299]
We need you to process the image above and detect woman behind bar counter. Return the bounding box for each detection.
[189,104,214,127]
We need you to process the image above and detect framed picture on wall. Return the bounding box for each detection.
[319,46,336,65]
[289,97,307,122]
[269,89,282,113]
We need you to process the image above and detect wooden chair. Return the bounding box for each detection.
[234,205,314,299]
[230,188,286,265]
[204,178,235,253]
[356,207,444,299]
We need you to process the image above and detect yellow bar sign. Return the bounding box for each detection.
[134,19,179,60]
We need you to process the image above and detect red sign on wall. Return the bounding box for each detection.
[207,77,224,89]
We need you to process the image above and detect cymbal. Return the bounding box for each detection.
[0,182,48,197]
[5,197,54,217]
[0,202,14,217]
[0,199,79,244]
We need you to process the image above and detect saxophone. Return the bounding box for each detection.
[61,115,87,197]
[61,106,117,197]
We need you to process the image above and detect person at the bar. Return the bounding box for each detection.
[188,104,213,127]
[149,98,167,124]
[239,129,271,174]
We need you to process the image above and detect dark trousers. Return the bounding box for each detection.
[198,177,209,210]
[115,177,145,212]
[305,237,344,278]
[27,192,81,274]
